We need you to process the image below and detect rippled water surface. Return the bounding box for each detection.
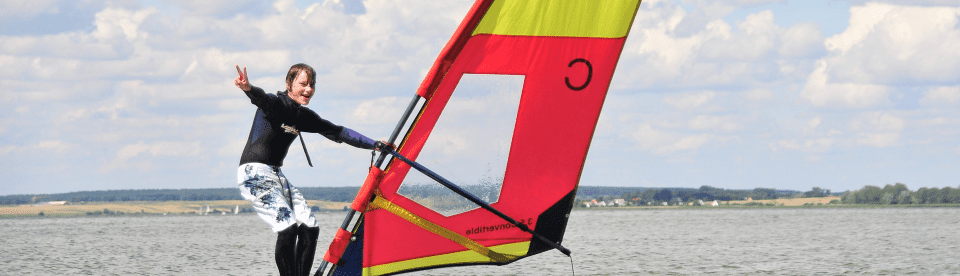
[3,208,959,275]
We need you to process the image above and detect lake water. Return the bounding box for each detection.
[2,208,959,275]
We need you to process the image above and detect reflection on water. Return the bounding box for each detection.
[2,208,959,275]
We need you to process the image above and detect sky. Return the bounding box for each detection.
[2,0,959,196]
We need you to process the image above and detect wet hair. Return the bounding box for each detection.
[285,63,316,90]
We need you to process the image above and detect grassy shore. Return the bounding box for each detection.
[0,200,351,218]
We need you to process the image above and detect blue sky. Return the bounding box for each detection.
[2,0,959,196]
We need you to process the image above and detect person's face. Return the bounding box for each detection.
[288,71,315,105]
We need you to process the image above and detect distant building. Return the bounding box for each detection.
[34,201,67,206]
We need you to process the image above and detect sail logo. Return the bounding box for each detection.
[465,217,532,235]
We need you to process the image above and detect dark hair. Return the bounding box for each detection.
[285,63,316,90]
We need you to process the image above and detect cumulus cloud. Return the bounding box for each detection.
[799,60,892,108]
[822,3,960,84]
[793,5,960,108]
[617,2,828,91]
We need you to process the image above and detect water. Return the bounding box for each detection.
[2,208,959,275]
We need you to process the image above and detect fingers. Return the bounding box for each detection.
[234,65,251,91]
[235,65,244,80]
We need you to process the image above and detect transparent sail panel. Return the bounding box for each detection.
[397,74,525,217]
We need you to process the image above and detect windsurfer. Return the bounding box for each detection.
[234,63,380,276]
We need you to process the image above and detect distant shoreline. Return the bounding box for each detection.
[0,200,350,218]
[4,199,960,218]
[576,203,960,210]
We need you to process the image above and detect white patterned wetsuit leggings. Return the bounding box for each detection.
[237,163,317,232]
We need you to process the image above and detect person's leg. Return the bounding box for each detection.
[296,223,321,276]
[276,225,299,276]
[286,180,321,275]
[238,164,300,275]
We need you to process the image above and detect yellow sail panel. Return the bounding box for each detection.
[365,242,530,276]
[473,0,640,38]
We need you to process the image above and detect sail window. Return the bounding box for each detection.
[397,73,525,217]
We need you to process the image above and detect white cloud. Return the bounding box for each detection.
[779,22,825,58]
[0,0,61,17]
[349,97,404,125]
[689,115,740,132]
[803,117,821,134]
[699,11,779,62]
[823,3,960,84]
[0,145,17,155]
[618,4,830,91]
[92,7,156,41]
[744,88,773,102]
[849,111,906,132]
[856,132,900,147]
[628,124,715,154]
[799,60,891,108]
[103,140,204,172]
[663,91,716,110]
[920,86,960,104]
[848,111,905,147]
[770,138,834,152]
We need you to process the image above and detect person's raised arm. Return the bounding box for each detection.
[235,64,270,106]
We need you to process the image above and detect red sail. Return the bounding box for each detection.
[325,1,641,275]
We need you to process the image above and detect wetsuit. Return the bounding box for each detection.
[239,86,375,167]
[236,85,374,276]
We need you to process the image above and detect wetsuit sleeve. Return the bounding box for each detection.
[243,86,280,111]
[296,109,376,150]
[335,127,376,150]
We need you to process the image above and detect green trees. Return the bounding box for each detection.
[840,183,960,205]
[803,187,831,198]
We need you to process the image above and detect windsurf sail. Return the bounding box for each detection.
[318,0,641,275]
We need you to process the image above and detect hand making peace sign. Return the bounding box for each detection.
[234,65,252,92]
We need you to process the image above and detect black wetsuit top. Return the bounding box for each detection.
[239,86,375,167]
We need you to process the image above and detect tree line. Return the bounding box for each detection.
[612,186,802,206]
[580,183,960,207]
[840,183,960,204]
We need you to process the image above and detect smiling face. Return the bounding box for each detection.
[287,71,315,105]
